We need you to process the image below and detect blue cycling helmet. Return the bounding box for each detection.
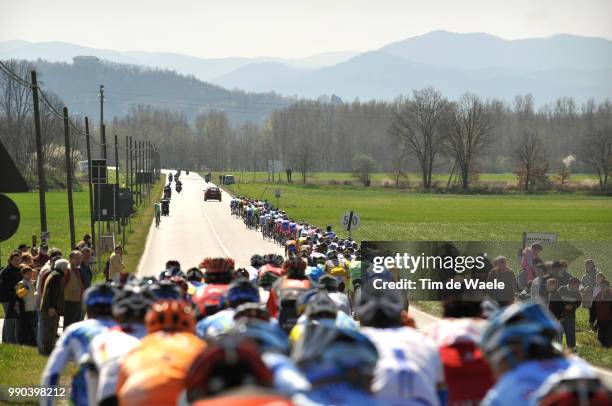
[147,280,182,300]
[84,282,117,308]
[480,302,561,369]
[292,319,378,387]
[226,278,260,307]
[306,265,325,284]
[233,319,290,354]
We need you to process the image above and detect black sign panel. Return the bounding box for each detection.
[92,159,107,184]
[0,194,20,241]
[93,183,117,221]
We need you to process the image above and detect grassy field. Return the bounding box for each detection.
[226,171,600,188]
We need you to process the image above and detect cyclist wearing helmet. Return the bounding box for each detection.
[533,366,611,406]
[247,254,265,282]
[87,283,156,405]
[196,278,260,340]
[184,334,293,405]
[318,274,351,315]
[116,300,205,406]
[357,284,446,406]
[233,319,311,395]
[480,302,594,406]
[41,283,117,406]
[292,320,384,406]
[148,279,182,301]
[424,293,494,405]
[267,258,311,331]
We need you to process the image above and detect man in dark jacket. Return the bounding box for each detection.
[593,279,612,348]
[547,278,564,343]
[79,247,93,289]
[39,259,68,355]
[557,277,582,350]
[1,252,23,343]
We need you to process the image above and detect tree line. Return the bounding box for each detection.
[2,58,611,192]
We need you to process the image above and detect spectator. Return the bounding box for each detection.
[63,250,85,328]
[17,244,30,254]
[579,258,598,309]
[550,260,570,287]
[76,234,93,250]
[36,248,62,353]
[486,255,517,306]
[1,251,23,343]
[588,272,606,328]
[521,242,543,282]
[40,259,69,355]
[108,246,126,282]
[592,279,611,348]
[21,253,34,268]
[32,244,50,270]
[15,265,37,346]
[547,278,564,340]
[530,263,547,305]
[557,277,582,350]
[80,247,94,289]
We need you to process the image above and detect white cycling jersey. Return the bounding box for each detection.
[87,323,147,405]
[361,326,444,406]
[424,317,487,346]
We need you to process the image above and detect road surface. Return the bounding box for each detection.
[136,171,284,277]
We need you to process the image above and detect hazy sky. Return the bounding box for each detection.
[1,0,611,58]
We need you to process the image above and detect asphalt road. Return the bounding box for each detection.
[136,171,284,278]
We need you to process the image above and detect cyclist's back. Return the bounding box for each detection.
[117,331,205,406]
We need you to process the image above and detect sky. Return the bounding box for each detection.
[1,0,611,58]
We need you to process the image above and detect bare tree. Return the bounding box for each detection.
[352,154,376,186]
[389,88,447,189]
[512,130,549,191]
[444,94,493,189]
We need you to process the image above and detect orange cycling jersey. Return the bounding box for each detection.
[117,331,206,406]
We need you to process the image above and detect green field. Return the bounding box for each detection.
[227,171,600,188]
[226,182,612,278]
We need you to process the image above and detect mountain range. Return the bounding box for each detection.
[2,30,611,108]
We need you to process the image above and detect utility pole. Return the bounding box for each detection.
[147,141,151,204]
[114,134,120,242]
[84,117,96,251]
[31,71,48,241]
[101,124,107,161]
[63,107,76,249]
[136,140,141,205]
[99,85,105,159]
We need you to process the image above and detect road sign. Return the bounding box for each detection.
[341,211,360,232]
[523,232,558,247]
[275,189,281,199]
[0,194,20,241]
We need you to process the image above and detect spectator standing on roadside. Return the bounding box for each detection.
[592,279,611,348]
[521,243,543,282]
[15,265,37,346]
[80,247,94,289]
[1,251,23,343]
[557,277,582,350]
[579,259,598,309]
[63,251,85,328]
[487,256,517,306]
[36,249,62,353]
[546,279,564,338]
[76,234,93,250]
[108,246,126,282]
[588,272,606,328]
[32,244,50,270]
[530,263,547,304]
[40,259,69,355]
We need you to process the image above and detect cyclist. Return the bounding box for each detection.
[480,302,595,406]
[357,283,447,405]
[196,277,260,340]
[424,294,494,405]
[247,254,265,282]
[184,334,293,405]
[87,283,156,405]
[154,200,161,227]
[533,367,611,406]
[318,274,351,315]
[292,319,384,406]
[41,283,117,406]
[116,300,205,406]
[266,258,311,326]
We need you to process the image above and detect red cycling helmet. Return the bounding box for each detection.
[185,335,273,402]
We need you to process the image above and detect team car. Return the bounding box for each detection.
[204,186,222,201]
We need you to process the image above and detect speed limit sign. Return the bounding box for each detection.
[341,211,360,231]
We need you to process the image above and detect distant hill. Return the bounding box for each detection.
[0,40,358,82]
[30,58,291,125]
[213,31,612,103]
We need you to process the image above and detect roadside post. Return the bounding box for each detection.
[341,210,360,239]
[275,189,281,210]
